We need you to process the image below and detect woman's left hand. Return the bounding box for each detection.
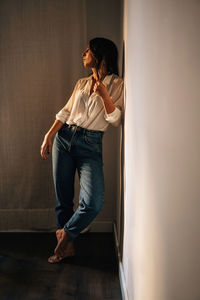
[94,81,109,100]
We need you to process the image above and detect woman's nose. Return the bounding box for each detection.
[82,51,86,57]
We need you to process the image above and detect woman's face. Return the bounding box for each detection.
[82,47,97,69]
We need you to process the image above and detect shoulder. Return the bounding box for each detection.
[110,74,124,84]
[110,74,124,89]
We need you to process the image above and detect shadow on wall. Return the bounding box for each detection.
[114,40,125,260]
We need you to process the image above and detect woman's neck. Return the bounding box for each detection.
[92,68,107,81]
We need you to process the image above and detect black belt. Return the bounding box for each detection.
[66,124,84,132]
[66,123,104,135]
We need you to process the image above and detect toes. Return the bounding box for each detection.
[48,255,62,263]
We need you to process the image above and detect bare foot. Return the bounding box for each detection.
[48,229,75,264]
[48,254,63,263]
[48,242,75,263]
[48,243,75,263]
[54,228,70,258]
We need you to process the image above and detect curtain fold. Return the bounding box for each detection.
[0,0,87,230]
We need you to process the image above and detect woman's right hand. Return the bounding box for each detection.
[40,134,53,160]
[40,120,64,159]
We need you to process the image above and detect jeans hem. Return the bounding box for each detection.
[64,227,76,241]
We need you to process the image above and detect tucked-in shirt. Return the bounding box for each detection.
[55,73,124,131]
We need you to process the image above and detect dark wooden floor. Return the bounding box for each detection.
[0,232,122,300]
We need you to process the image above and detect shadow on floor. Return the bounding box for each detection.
[0,232,122,300]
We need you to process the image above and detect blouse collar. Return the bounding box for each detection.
[88,73,113,86]
[102,74,113,86]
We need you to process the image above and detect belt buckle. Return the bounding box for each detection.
[69,124,76,129]
[69,124,81,132]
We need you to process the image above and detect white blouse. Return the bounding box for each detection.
[56,74,124,131]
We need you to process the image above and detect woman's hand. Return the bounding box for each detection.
[94,80,116,114]
[40,134,53,160]
[93,81,109,99]
[40,120,64,160]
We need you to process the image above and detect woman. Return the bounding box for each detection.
[40,37,124,263]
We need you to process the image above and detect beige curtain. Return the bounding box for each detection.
[0,0,88,231]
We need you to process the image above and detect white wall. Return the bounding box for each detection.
[123,0,200,299]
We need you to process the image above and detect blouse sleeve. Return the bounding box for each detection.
[104,79,124,127]
[55,79,81,124]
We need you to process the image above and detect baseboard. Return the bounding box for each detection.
[113,222,129,300]
[0,209,56,232]
[90,221,113,232]
[0,209,113,232]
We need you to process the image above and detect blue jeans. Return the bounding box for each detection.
[52,124,105,240]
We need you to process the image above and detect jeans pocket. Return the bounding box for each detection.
[58,125,72,142]
[84,132,102,146]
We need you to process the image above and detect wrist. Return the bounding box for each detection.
[101,95,115,107]
[45,132,54,139]
[100,93,111,103]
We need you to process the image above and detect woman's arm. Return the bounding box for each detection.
[41,79,82,159]
[94,78,124,127]
[40,120,63,160]
[94,81,115,114]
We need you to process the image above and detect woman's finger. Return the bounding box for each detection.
[41,146,46,159]
[96,81,101,87]
[93,83,98,92]
[41,142,48,159]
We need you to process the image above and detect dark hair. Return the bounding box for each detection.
[89,37,119,76]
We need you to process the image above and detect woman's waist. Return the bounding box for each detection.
[64,123,104,136]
